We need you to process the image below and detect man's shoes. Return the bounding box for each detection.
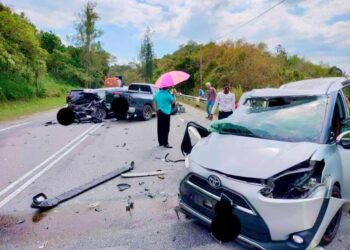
[164,144,173,149]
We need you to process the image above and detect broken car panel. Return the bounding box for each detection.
[178,77,350,249]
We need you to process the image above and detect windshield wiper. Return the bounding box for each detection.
[219,126,261,138]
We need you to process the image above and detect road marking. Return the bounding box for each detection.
[0,122,32,133]
[0,123,100,200]
[0,123,103,209]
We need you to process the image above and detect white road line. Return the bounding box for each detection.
[0,123,103,209]
[0,124,99,199]
[0,122,32,133]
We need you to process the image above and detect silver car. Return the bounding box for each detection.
[178,77,350,249]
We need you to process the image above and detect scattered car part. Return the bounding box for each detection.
[117,183,131,191]
[121,170,165,178]
[164,153,185,163]
[31,162,134,210]
[16,219,25,224]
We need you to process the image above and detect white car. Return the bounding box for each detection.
[178,77,350,249]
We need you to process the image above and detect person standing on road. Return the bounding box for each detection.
[153,87,175,148]
[205,82,216,118]
[209,82,235,120]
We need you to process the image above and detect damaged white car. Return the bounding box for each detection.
[178,77,350,249]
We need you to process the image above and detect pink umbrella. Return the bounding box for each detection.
[155,71,190,88]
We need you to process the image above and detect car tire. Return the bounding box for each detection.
[319,185,342,246]
[142,104,153,121]
[94,108,107,120]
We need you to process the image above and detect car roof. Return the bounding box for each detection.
[280,77,349,94]
[249,77,349,98]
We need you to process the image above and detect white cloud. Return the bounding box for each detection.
[2,0,350,70]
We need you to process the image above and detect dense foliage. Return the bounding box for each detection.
[0,2,109,102]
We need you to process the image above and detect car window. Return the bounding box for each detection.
[210,96,327,143]
[342,85,350,116]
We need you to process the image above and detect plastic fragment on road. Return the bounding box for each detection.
[121,170,165,178]
[38,241,48,249]
[117,183,131,191]
[31,162,135,210]
[16,219,25,224]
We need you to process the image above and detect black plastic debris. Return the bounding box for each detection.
[44,121,57,126]
[164,153,185,163]
[117,183,131,192]
[31,162,134,210]
[126,196,134,212]
[95,208,102,212]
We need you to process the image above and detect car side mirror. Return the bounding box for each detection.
[188,126,202,145]
[336,131,350,149]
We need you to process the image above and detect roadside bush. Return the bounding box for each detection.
[0,74,35,101]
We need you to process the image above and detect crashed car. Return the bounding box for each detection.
[179,77,350,249]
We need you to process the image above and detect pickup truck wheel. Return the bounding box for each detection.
[112,98,128,120]
[142,104,153,121]
[319,185,342,246]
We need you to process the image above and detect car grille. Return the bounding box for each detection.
[188,175,252,211]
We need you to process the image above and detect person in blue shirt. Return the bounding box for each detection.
[153,87,176,148]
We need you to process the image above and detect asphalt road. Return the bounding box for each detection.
[0,104,349,250]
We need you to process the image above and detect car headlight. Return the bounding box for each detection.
[260,160,325,199]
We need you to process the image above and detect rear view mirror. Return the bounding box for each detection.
[336,131,350,149]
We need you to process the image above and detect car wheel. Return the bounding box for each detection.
[94,108,107,120]
[319,185,342,246]
[142,104,153,121]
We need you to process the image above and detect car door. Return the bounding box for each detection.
[339,85,350,201]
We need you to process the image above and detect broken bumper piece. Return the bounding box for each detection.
[31,162,134,210]
[178,173,344,250]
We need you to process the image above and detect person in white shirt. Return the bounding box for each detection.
[209,82,235,120]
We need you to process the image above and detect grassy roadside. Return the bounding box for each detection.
[0,97,65,122]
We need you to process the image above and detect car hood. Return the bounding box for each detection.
[190,133,318,179]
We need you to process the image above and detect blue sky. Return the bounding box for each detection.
[3,0,350,73]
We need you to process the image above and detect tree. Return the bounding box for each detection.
[139,27,155,83]
[74,1,103,87]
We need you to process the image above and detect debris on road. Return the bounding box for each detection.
[94,208,102,212]
[88,202,100,209]
[126,196,134,212]
[121,170,165,178]
[31,162,134,210]
[122,143,126,147]
[38,241,48,249]
[147,192,155,199]
[164,153,185,163]
[138,181,145,186]
[44,121,57,126]
[158,175,165,180]
[16,219,25,224]
[117,183,131,191]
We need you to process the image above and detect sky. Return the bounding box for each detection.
[3,0,350,73]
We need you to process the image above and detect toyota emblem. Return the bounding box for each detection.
[208,175,221,189]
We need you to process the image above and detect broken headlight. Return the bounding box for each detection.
[260,160,324,199]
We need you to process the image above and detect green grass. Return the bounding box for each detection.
[0,96,65,121]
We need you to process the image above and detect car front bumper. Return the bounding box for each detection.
[179,171,343,250]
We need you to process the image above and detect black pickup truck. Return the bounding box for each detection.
[105,83,158,120]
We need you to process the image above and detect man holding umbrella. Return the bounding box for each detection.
[154,71,190,148]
